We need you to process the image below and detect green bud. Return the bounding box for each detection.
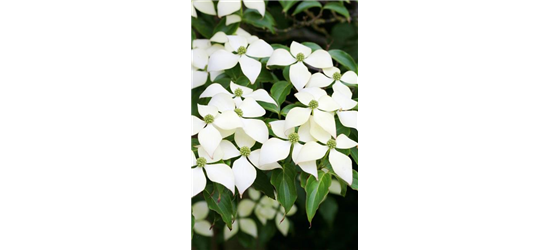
[296,53,305,62]
[327,139,337,149]
[204,114,214,124]
[240,146,251,157]
[196,157,207,168]
[288,132,299,144]
[234,88,243,97]
[237,46,247,55]
[332,72,341,81]
[308,100,318,110]
[234,108,243,117]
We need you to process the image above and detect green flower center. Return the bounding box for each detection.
[296,53,305,62]
[234,88,243,97]
[234,108,243,117]
[204,114,214,124]
[196,157,207,168]
[237,46,247,55]
[308,100,318,110]
[332,72,341,81]
[327,139,337,150]
[288,132,299,144]
[240,146,251,157]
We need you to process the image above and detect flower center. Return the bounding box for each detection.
[308,100,318,110]
[234,108,243,117]
[240,146,251,157]
[332,72,341,81]
[327,139,337,150]
[288,132,299,144]
[234,88,243,97]
[204,114,214,124]
[237,46,247,55]
[296,53,305,62]
[196,157,207,168]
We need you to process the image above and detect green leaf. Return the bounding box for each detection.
[293,1,322,16]
[243,9,276,33]
[212,17,239,35]
[203,184,235,230]
[282,66,290,82]
[305,171,332,225]
[281,103,301,116]
[323,2,350,20]
[351,147,358,164]
[319,195,338,227]
[270,163,298,215]
[302,42,322,51]
[279,0,299,13]
[191,213,194,239]
[351,170,358,190]
[336,117,350,136]
[191,16,214,38]
[300,172,309,189]
[337,176,348,197]
[258,101,280,114]
[270,81,292,106]
[329,49,358,73]
[253,168,276,199]
[271,43,290,51]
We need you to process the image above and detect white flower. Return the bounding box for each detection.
[284,88,340,140]
[267,41,333,90]
[192,201,214,236]
[253,196,297,236]
[192,104,243,157]
[191,149,235,197]
[191,0,216,18]
[295,134,357,185]
[306,66,358,89]
[208,36,273,84]
[223,199,258,240]
[201,82,277,108]
[217,0,265,17]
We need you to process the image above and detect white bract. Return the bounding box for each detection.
[253,196,297,236]
[267,41,333,90]
[217,0,265,17]
[224,199,258,240]
[191,0,216,18]
[192,40,224,88]
[208,36,273,84]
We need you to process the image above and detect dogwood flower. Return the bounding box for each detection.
[208,36,273,84]
[267,42,333,90]
[284,88,340,138]
[200,82,277,109]
[223,199,258,240]
[306,66,358,89]
[217,0,265,17]
[213,94,269,142]
[295,134,357,185]
[192,201,214,236]
[253,196,297,236]
[191,0,216,18]
[191,149,235,197]
[192,104,243,157]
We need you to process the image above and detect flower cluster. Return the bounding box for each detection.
[191,0,358,241]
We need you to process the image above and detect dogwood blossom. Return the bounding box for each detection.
[223,199,258,240]
[192,104,243,156]
[192,201,213,236]
[285,88,340,138]
[191,149,235,197]
[208,36,273,84]
[267,41,333,90]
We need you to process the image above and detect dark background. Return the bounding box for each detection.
[358,2,549,250]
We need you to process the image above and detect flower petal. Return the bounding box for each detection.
[206,44,224,56]
[239,55,261,84]
[199,83,232,98]
[192,48,209,70]
[198,124,222,157]
[298,161,318,179]
[209,70,222,81]
[192,70,208,89]
[193,0,216,15]
[259,138,291,166]
[303,49,333,68]
[332,91,357,110]
[266,49,296,66]
[227,35,249,53]
[204,163,235,194]
[236,27,252,37]
[193,39,211,50]
[208,93,235,112]
[291,142,302,164]
[246,39,273,58]
[329,180,342,195]
[289,62,311,90]
[194,220,213,237]
[290,41,312,58]
[242,118,268,144]
[336,134,357,149]
[322,67,341,76]
[313,110,337,137]
[216,127,236,138]
[318,95,340,112]
[224,222,239,240]
[284,107,311,132]
[219,140,240,160]
[192,167,206,197]
[329,149,353,185]
[238,199,256,217]
[248,188,260,200]
[297,120,315,143]
[230,81,253,96]
[210,31,229,43]
[197,104,219,118]
[233,156,257,198]
[239,97,265,118]
[191,150,197,166]
[234,128,256,148]
[191,5,197,17]
[332,81,353,99]
[341,71,358,84]
[294,91,315,106]
[197,145,223,163]
[300,87,328,100]
[247,149,282,171]
[226,14,241,25]
[243,0,265,16]
[239,218,258,237]
[309,117,331,144]
[287,205,297,216]
[244,89,278,106]
[208,49,240,71]
[192,115,206,136]
[296,141,328,163]
[192,201,209,220]
[269,120,289,139]
[306,72,334,88]
[275,213,290,236]
[217,0,241,17]
[338,110,358,129]
[213,110,243,130]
